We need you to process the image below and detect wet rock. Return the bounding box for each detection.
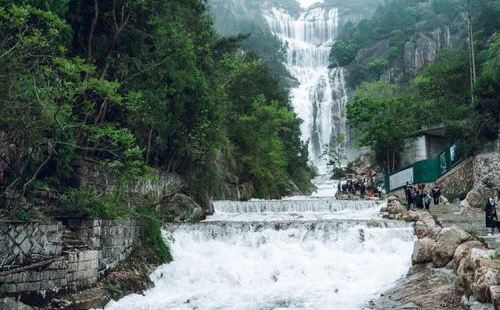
[372,265,466,309]
[160,193,206,223]
[432,227,472,268]
[412,238,436,264]
[471,267,498,303]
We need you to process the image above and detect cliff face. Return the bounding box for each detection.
[380,25,460,83]
[403,26,453,75]
[332,0,468,88]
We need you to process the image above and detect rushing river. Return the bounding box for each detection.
[104,180,414,310]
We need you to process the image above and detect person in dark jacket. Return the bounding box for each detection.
[403,182,411,208]
[432,186,441,205]
[485,196,498,235]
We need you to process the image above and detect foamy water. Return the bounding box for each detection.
[103,181,414,310]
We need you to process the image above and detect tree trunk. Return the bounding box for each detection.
[145,127,153,165]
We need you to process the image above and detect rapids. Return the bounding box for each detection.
[103,180,414,310]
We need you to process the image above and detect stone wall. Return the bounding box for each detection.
[0,221,63,270]
[0,219,139,299]
[435,157,474,202]
[64,219,139,272]
[461,152,500,210]
[0,250,99,295]
[473,152,500,190]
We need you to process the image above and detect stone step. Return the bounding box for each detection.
[477,236,500,255]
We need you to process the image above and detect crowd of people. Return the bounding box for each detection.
[403,182,441,210]
[337,178,384,198]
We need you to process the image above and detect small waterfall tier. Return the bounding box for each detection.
[104,180,414,310]
[213,199,379,213]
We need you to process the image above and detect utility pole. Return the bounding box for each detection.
[467,0,477,104]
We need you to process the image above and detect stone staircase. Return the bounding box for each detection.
[429,203,500,255]
[61,229,89,253]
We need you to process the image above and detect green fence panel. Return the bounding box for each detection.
[413,158,441,183]
[385,143,464,192]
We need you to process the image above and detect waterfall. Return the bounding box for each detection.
[263,5,349,174]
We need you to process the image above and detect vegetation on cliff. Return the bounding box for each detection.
[0,0,314,219]
[335,0,500,172]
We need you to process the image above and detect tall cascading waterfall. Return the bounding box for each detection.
[104,185,414,310]
[263,5,349,174]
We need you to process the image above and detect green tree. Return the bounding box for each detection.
[347,82,418,172]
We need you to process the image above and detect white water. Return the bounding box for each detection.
[104,181,414,310]
[263,4,350,174]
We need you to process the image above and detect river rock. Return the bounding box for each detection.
[387,196,399,203]
[160,193,206,223]
[471,267,498,302]
[404,210,419,222]
[412,238,436,264]
[420,213,436,226]
[432,227,472,268]
[414,221,429,239]
[414,222,439,238]
[387,198,404,215]
[453,241,485,271]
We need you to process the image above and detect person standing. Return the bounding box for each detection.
[416,190,424,209]
[424,191,432,210]
[432,186,441,205]
[485,196,498,235]
[409,185,417,210]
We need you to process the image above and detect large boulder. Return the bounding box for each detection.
[463,189,483,209]
[471,267,498,303]
[386,197,405,215]
[466,248,497,270]
[453,241,485,271]
[404,210,419,222]
[414,220,441,240]
[160,193,206,223]
[457,247,497,295]
[412,238,436,265]
[432,227,472,268]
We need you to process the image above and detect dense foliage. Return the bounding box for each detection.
[344,0,500,172]
[0,0,314,216]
